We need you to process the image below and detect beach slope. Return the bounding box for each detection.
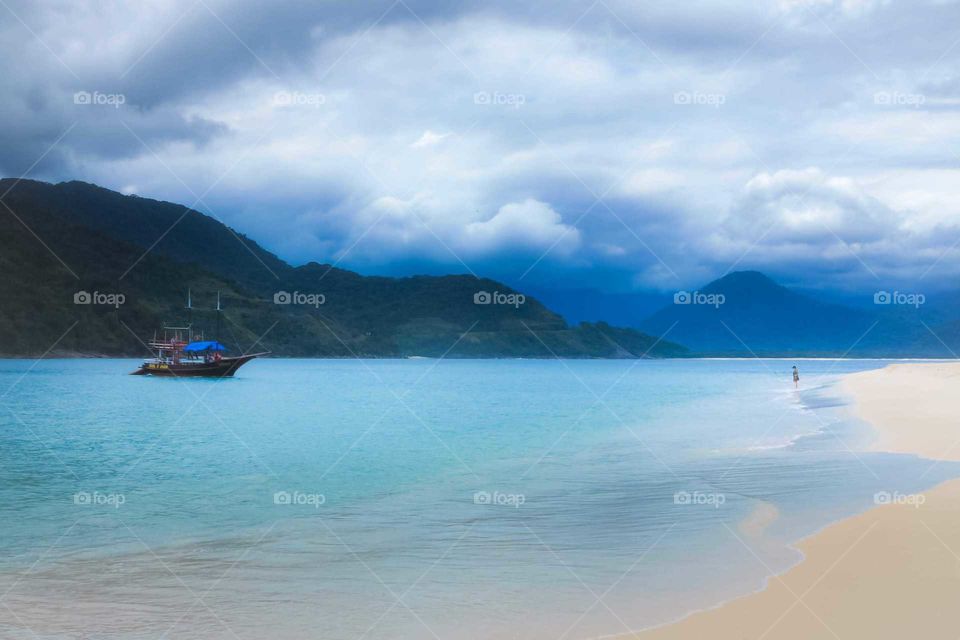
[626,362,960,640]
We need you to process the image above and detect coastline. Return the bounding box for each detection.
[624,361,960,640]
[843,362,960,462]
[4,354,960,360]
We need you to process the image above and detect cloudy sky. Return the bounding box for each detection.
[3,0,960,294]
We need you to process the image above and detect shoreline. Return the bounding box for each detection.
[843,362,960,462]
[624,361,960,640]
[3,354,959,361]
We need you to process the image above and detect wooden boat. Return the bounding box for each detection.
[131,349,265,377]
[130,291,267,378]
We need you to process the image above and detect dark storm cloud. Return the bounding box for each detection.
[2,0,960,293]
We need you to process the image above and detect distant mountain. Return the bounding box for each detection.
[0,179,686,359]
[640,271,960,357]
[524,286,669,326]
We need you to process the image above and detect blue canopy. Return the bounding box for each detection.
[183,341,227,352]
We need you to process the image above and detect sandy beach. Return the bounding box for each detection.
[845,362,960,462]
[626,362,960,640]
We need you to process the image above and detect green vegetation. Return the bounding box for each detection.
[0,179,687,359]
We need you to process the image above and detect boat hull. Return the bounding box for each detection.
[131,354,262,377]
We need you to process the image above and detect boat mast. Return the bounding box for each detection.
[215,290,221,347]
[186,289,193,342]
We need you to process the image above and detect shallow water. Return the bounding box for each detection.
[0,358,956,639]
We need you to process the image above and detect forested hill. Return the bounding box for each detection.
[0,179,686,358]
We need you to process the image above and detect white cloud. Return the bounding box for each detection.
[703,167,960,285]
[732,168,897,244]
[411,130,451,149]
[777,0,891,18]
[460,199,581,256]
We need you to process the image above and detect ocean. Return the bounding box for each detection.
[0,358,956,639]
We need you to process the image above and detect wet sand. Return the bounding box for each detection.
[625,362,960,640]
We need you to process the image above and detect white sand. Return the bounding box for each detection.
[625,362,960,640]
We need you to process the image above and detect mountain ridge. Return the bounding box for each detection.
[4,178,957,358]
[641,270,960,357]
[0,179,686,359]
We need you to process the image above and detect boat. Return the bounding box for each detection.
[131,291,267,377]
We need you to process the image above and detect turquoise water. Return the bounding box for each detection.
[0,359,957,639]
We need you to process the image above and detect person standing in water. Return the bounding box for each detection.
[792,365,800,389]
